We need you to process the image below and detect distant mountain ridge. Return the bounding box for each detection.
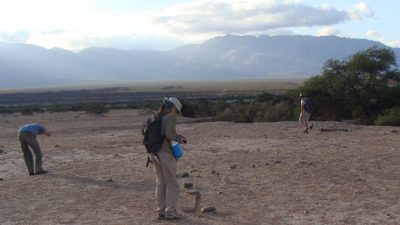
[1,35,399,88]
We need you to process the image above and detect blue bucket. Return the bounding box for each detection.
[171,141,184,159]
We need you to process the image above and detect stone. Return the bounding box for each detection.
[184,183,193,189]
[0,149,4,154]
[391,129,398,133]
[223,176,233,184]
[177,172,190,178]
[54,144,59,148]
[274,160,282,164]
[201,206,216,213]
[230,164,237,169]
[0,178,3,181]
[106,178,113,182]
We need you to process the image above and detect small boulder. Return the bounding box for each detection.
[184,183,193,189]
[391,129,398,133]
[201,206,216,213]
[177,172,190,178]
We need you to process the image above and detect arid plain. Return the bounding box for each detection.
[1,109,399,225]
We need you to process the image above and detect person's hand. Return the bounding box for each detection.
[177,134,187,144]
[44,131,51,137]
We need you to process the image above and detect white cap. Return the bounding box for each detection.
[165,97,182,112]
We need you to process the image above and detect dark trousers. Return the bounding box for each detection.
[18,133,43,173]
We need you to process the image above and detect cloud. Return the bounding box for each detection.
[365,31,400,48]
[317,27,340,36]
[0,0,378,50]
[366,30,382,39]
[153,0,351,36]
[385,40,400,48]
[349,2,375,20]
[0,31,30,43]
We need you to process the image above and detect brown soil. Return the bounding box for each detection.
[0,109,399,225]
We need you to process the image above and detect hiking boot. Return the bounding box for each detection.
[156,212,165,220]
[309,123,313,129]
[29,172,35,176]
[36,170,48,175]
[164,210,182,220]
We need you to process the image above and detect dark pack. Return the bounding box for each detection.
[304,97,312,113]
[142,113,165,154]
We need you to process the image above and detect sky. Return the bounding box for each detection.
[0,0,399,51]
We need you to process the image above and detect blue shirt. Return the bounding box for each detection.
[19,123,47,135]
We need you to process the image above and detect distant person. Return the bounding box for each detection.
[299,93,313,133]
[18,123,51,176]
[146,97,186,220]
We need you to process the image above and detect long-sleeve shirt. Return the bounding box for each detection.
[18,123,47,135]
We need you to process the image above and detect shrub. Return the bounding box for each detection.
[375,107,400,126]
[85,103,109,115]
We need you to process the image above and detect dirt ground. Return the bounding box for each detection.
[0,109,399,225]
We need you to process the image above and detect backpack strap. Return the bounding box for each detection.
[146,153,162,167]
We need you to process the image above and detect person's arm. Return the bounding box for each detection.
[300,99,305,114]
[164,114,177,141]
[38,124,51,136]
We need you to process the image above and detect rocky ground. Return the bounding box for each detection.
[0,109,399,225]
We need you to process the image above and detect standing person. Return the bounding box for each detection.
[18,123,51,176]
[148,97,186,220]
[299,93,313,133]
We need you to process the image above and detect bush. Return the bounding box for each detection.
[375,107,400,126]
[85,103,109,115]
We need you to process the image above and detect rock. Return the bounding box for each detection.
[184,183,193,189]
[274,160,282,164]
[211,170,219,175]
[223,176,234,184]
[230,164,237,169]
[201,206,216,213]
[391,129,398,133]
[0,178,3,181]
[176,172,189,178]
[106,178,113,182]
[387,213,395,220]
[265,163,269,166]
[252,164,256,168]
[54,144,59,148]
[0,149,4,154]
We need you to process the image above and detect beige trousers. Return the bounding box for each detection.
[299,112,310,129]
[151,146,180,214]
[18,133,43,173]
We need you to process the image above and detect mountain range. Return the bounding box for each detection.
[1,34,399,88]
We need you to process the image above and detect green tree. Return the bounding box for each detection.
[298,46,399,124]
